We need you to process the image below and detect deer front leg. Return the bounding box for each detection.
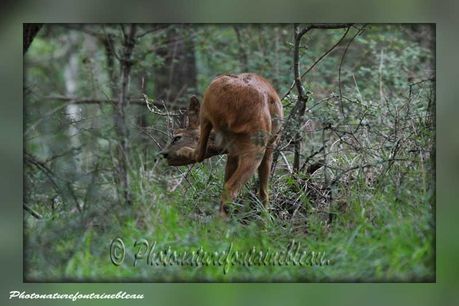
[194,118,212,162]
[174,119,212,164]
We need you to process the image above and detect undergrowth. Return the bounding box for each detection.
[24,156,434,282]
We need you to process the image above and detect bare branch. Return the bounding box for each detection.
[136,25,168,39]
[23,205,43,219]
[338,25,366,116]
[143,94,184,116]
[282,26,351,100]
[308,23,354,30]
[45,95,186,111]
[328,158,413,187]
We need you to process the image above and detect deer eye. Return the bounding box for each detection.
[171,135,182,144]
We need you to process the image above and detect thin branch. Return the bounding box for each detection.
[102,26,122,62]
[338,25,366,116]
[309,23,354,30]
[24,153,81,212]
[45,95,185,111]
[280,152,293,174]
[409,77,436,87]
[282,26,351,101]
[300,145,325,172]
[143,94,184,116]
[328,158,413,187]
[24,153,61,194]
[23,204,43,219]
[136,25,168,39]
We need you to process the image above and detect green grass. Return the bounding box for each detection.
[24,158,434,282]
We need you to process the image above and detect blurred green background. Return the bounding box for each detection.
[21,23,434,282]
[1,0,459,305]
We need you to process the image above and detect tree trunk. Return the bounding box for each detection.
[292,25,309,172]
[64,52,81,172]
[113,24,137,206]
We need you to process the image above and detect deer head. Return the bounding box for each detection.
[160,96,225,166]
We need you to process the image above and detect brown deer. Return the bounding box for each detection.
[161,73,284,217]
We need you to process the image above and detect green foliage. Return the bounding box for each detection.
[25,161,433,281]
[24,24,434,282]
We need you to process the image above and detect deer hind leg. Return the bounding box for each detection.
[220,149,264,217]
[258,147,273,207]
[195,117,212,162]
[224,155,238,183]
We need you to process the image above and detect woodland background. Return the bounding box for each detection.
[23,24,435,281]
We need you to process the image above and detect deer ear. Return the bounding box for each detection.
[187,96,200,128]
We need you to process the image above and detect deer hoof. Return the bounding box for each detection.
[219,205,230,219]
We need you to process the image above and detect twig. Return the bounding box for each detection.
[338,25,365,116]
[136,25,168,39]
[23,204,43,219]
[24,153,81,212]
[143,94,183,116]
[282,26,351,99]
[300,145,325,172]
[328,158,413,187]
[45,95,186,111]
[308,23,354,30]
[280,152,292,174]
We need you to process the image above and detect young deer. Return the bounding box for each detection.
[161,73,283,217]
